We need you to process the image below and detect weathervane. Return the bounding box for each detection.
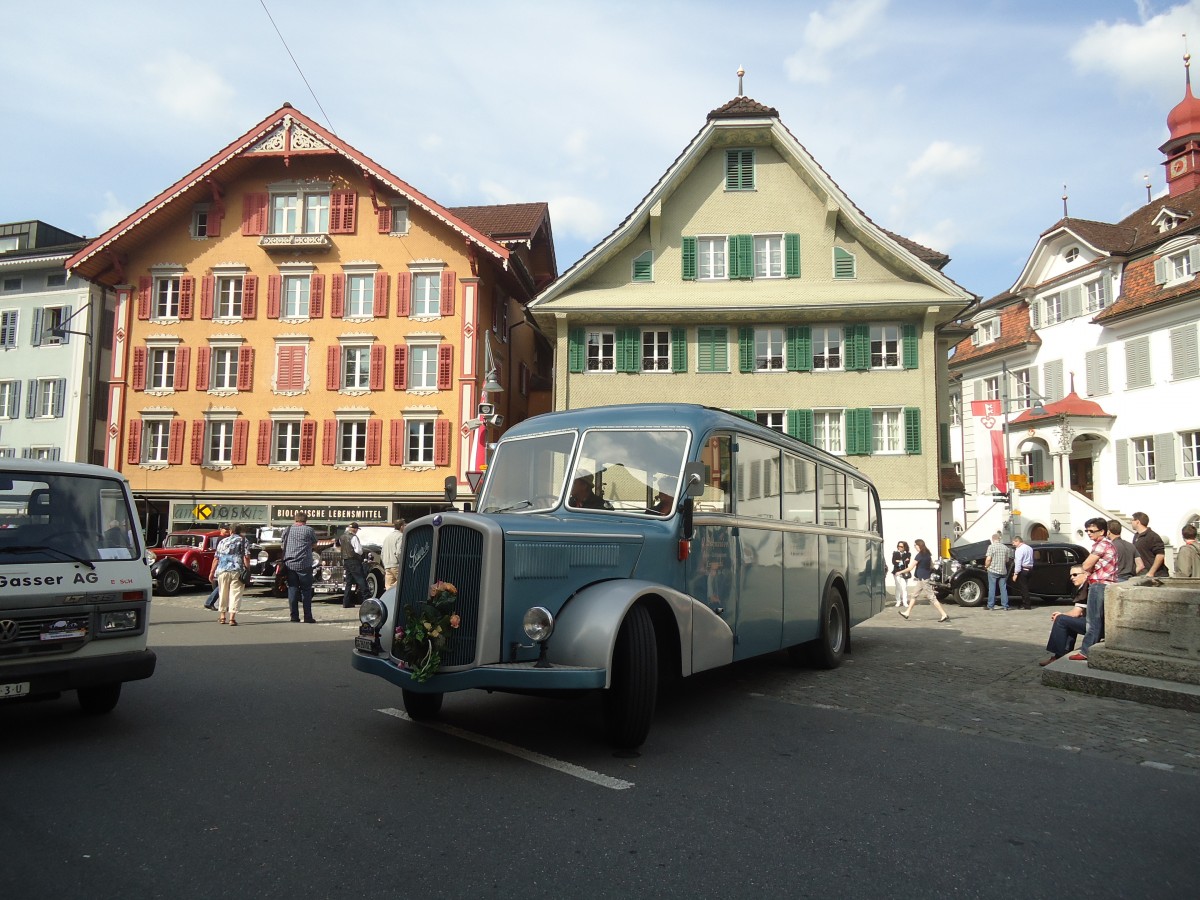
[737,66,745,97]
[1062,184,1069,218]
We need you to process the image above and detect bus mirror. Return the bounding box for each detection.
[444,476,458,503]
[682,462,705,497]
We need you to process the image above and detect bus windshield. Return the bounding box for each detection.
[480,430,578,513]
[0,469,140,564]
[569,428,690,515]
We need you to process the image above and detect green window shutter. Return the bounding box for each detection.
[734,409,755,421]
[902,324,918,369]
[738,327,755,373]
[617,328,639,373]
[834,247,856,279]
[846,408,871,455]
[568,328,585,374]
[671,327,687,373]
[904,407,921,454]
[784,233,801,278]
[632,250,653,282]
[786,326,812,372]
[845,324,869,371]
[681,237,697,281]
[727,236,740,279]
[787,409,814,444]
[734,235,754,280]
[725,149,754,190]
[697,326,728,372]
[939,422,950,464]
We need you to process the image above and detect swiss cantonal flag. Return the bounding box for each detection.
[970,399,1003,417]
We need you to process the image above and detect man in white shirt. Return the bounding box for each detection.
[381,519,406,590]
[1010,534,1035,610]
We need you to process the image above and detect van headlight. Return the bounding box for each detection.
[101,610,139,632]
[522,606,554,642]
[360,598,386,629]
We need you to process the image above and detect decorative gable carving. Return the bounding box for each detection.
[248,115,334,156]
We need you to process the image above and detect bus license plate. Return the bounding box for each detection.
[1,682,31,699]
[354,635,379,654]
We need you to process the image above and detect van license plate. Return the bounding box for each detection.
[1,682,31,699]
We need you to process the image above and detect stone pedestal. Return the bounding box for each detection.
[1087,579,1200,686]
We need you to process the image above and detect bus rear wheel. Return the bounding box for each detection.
[791,587,847,670]
[402,688,443,721]
[603,604,658,749]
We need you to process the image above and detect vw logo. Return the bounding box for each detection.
[0,620,17,643]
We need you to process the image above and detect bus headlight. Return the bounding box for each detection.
[360,598,386,629]
[522,607,554,643]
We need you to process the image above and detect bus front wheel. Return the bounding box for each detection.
[402,688,443,721]
[603,604,658,750]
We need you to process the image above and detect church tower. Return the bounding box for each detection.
[1162,52,1200,196]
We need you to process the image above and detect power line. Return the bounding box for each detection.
[258,0,337,135]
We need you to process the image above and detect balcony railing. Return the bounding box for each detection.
[258,233,332,251]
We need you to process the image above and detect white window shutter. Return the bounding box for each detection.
[1116,439,1129,485]
[1189,246,1200,273]
[1155,433,1176,482]
[1170,324,1199,380]
[1029,303,1040,328]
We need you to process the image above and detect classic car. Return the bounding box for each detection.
[312,525,387,601]
[247,524,336,596]
[930,540,1089,607]
[147,529,224,595]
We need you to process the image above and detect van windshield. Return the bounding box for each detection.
[0,469,139,564]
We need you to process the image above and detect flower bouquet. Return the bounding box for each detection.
[393,581,460,683]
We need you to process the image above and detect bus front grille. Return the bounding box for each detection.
[394,522,484,669]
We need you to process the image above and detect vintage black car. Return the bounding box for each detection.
[247,524,336,597]
[931,540,1089,607]
[312,525,388,601]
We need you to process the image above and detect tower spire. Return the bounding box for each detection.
[737,66,745,97]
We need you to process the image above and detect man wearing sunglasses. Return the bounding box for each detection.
[1072,517,1118,661]
[1040,567,1090,666]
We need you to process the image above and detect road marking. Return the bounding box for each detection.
[377,707,634,790]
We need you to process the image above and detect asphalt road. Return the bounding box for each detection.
[3,591,1199,899]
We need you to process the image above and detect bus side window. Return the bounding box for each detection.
[783,454,816,524]
[698,434,732,514]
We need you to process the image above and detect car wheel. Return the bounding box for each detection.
[953,577,985,607]
[77,683,121,715]
[603,604,658,750]
[158,568,182,596]
[402,688,444,721]
[366,569,383,599]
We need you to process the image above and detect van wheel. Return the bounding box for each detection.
[603,604,658,749]
[402,689,444,721]
[158,568,182,596]
[78,683,121,715]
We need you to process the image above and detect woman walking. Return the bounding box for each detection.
[891,540,912,608]
[898,539,950,624]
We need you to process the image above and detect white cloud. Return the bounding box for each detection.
[908,220,960,255]
[142,51,236,121]
[785,0,889,84]
[548,195,610,243]
[1070,0,1200,91]
[90,192,132,236]
[906,141,982,180]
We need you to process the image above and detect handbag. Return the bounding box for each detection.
[239,568,252,586]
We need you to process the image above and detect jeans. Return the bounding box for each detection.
[343,558,369,607]
[205,582,219,608]
[287,566,315,622]
[1081,582,1108,654]
[987,571,1009,609]
[1047,613,1086,657]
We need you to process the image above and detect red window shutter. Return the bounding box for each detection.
[179,276,195,319]
[300,419,317,465]
[441,270,456,316]
[393,345,407,390]
[326,345,341,391]
[389,419,403,465]
[207,203,223,237]
[330,274,345,318]
[437,344,454,390]
[175,346,191,391]
[131,347,147,391]
[243,275,258,319]
[396,272,411,316]
[137,276,152,320]
[369,343,385,391]
[190,420,205,465]
[200,275,215,320]
[277,345,301,392]
[257,419,272,465]
[232,419,249,466]
[377,206,392,233]
[434,418,451,466]
[168,419,185,466]
[127,420,142,464]
[329,190,357,234]
[366,418,382,466]
[237,346,255,391]
[374,272,389,319]
[310,274,325,318]
[267,275,281,319]
[195,347,211,390]
[322,419,336,466]
[242,192,268,236]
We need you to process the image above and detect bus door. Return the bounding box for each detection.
[729,436,784,659]
[688,435,737,645]
[781,453,822,646]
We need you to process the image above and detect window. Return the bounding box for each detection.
[755,328,785,371]
[28,378,65,418]
[725,149,754,191]
[408,345,439,390]
[0,380,18,418]
[1126,336,1152,389]
[208,420,236,466]
[586,330,615,372]
[1182,430,1200,479]
[871,409,904,453]
[983,376,1000,401]
[0,310,16,348]
[155,276,180,319]
[641,329,671,372]
[833,247,855,279]
[1084,278,1107,313]
[339,419,368,465]
[632,251,653,283]
[2,277,21,292]
[191,204,210,238]
[1064,247,1079,262]
[210,347,239,391]
[696,327,728,373]
[271,189,330,235]
[406,419,435,465]
[274,341,308,393]
[36,306,69,345]
[149,348,176,391]
[274,420,303,466]
[282,274,310,319]
[870,325,901,369]
[144,420,171,464]
[1043,293,1063,326]
[949,393,961,426]
[1133,436,1156,482]
[697,237,727,280]
[46,273,66,288]
[812,327,842,370]
[388,202,409,234]
[412,272,441,316]
[753,235,784,278]
[216,276,243,319]
[974,318,1000,345]
[0,237,19,253]
[345,273,375,317]
[756,411,785,433]
[813,410,844,454]
[343,345,372,390]
[1012,368,1032,409]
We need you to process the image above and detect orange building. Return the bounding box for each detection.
[67,104,554,538]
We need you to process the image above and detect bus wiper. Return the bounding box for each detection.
[0,545,96,570]
[483,500,532,513]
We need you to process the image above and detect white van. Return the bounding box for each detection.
[0,459,156,714]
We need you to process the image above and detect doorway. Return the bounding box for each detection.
[1069,457,1093,499]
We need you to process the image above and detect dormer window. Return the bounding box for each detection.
[1064,247,1079,263]
[972,318,1000,346]
[1153,208,1189,233]
[1154,245,1200,286]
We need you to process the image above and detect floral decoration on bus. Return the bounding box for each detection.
[394,581,460,683]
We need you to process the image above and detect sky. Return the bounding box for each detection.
[4,0,1200,301]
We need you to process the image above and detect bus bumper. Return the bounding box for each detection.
[351,650,606,693]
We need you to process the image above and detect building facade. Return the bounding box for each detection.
[67,105,554,540]
[530,94,973,551]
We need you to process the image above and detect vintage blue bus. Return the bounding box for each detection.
[352,404,884,748]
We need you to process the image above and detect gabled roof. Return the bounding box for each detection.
[66,104,510,280]
[947,297,1041,369]
[450,202,549,243]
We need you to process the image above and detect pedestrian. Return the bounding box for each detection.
[1039,566,1090,665]
[984,532,1012,610]
[897,539,950,623]
[203,523,230,610]
[280,512,319,623]
[1130,511,1170,578]
[1174,524,1200,578]
[339,522,370,608]
[891,540,911,609]
[1108,520,1137,582]
[214,524,250,626]
[1073,516,1118,660]
[381,519,405,590]
[1010,534,1034,610]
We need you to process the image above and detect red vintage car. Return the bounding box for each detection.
[147,529,224,595]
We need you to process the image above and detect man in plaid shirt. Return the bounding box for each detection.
[1073,516,1118,660]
